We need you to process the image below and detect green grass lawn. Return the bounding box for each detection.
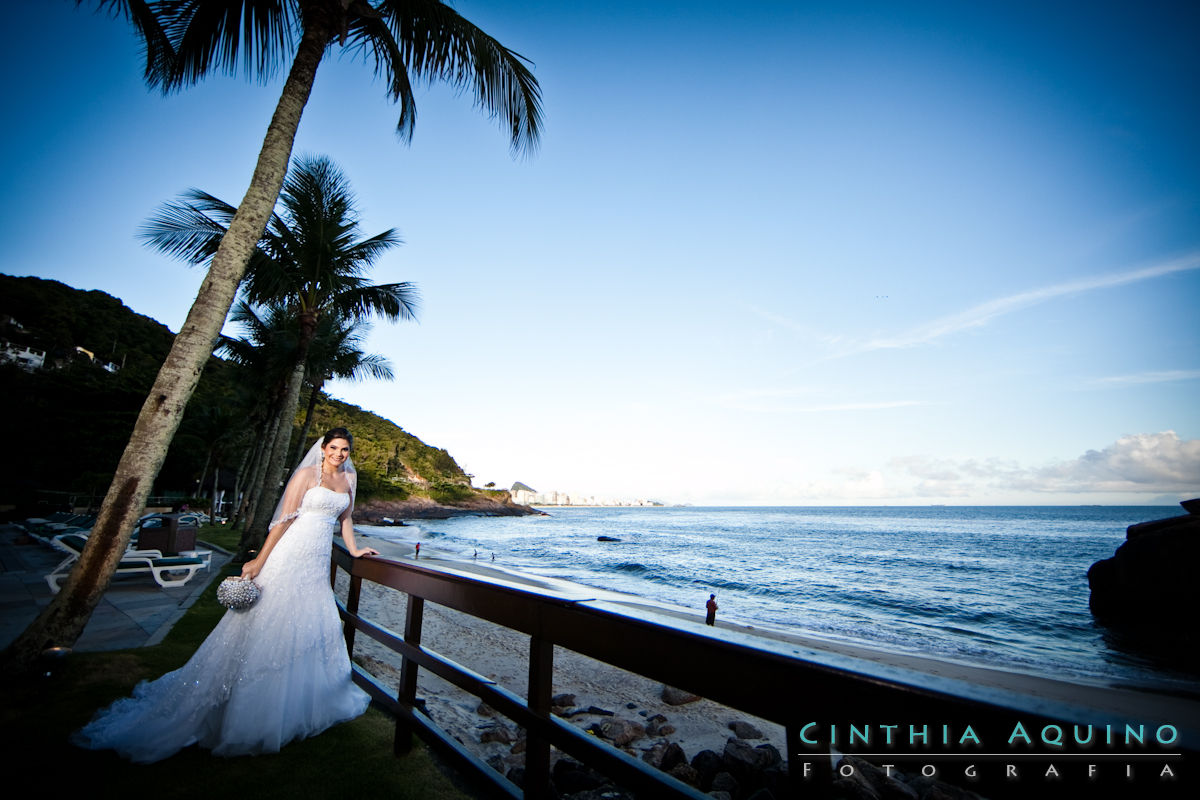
[0,526,475,799]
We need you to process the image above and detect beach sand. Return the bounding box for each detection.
[338,560,789,772]
[339,532,1200,777]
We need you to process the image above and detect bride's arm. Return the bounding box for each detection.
[241,467,311,579]
[242,520,289,580]
[338,492,377,559]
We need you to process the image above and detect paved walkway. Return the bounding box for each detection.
[0,523,232,652]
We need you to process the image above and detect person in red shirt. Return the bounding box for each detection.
[705,593,718,626]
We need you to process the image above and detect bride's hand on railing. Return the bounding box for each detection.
[352,547,379,558]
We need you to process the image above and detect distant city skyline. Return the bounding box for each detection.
[2,1,1196,505]
[509,484,665,508]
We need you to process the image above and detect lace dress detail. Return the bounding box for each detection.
[73,486,369,763]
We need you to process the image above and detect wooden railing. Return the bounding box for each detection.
[330,543,1197,799]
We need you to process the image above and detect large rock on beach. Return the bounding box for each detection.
[723,737,782,775]
[478,722,514,744]
[729,719,764,739]
[597,718,646,746]
[691,748,725,788]
[667,762,701,787]
[644,712,675,737]
[711,771,741,796]
[566,705,615,718]
[836,755,990,800]
[660,685,702,705]
[835,756,919,800]
[552,758,608,795]
[1086,500,1200,668]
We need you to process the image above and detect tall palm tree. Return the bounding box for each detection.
[144,154,418,550]
[293,314,394,467]
[216,302,305,531]
[5,0,540,672]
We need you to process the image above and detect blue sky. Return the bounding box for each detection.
[3,1,1198,504]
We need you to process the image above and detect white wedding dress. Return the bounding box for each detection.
[73,486,370,763]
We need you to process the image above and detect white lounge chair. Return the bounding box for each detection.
[45,534,206,593]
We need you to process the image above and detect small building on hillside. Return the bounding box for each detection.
[0,342,46,371]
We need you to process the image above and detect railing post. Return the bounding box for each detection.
[395,595,425,756]
[343,573,362,654]
[525,635,554,799]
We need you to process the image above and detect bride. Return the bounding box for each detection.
[73,427,378,763]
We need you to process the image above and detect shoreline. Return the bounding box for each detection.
[352,521,1198,696]
[354,495,544,521]
[342,532,1200,771]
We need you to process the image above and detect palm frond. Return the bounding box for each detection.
[159,0,297,91]
[300,314,394,387]
[179,188,240,223]
[330,282,420,323]
[139,196,230,264]
[380,0,543,155]
[344,351,394,382]
[341,228,404,266]
[342,9,418,140]
[223,300,305,383]
[80,1,177,88]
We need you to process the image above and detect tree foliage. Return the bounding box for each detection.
[0,273,469,514]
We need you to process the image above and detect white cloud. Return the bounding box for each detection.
[1025,432,1200,494]
[889,432,1200,497]
[1088,369,1200,388]
[709,433,1198,504]
[754,253,1200,362]
[854,255,1200,354]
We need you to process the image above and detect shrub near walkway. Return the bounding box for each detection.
[0,526,472,799]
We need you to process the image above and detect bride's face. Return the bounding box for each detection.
[323,438,351,470]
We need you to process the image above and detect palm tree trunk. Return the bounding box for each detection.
[228,445,251,525]
[197,450,212,503]
[1,23,334,674]
[229,404,270,530]
[237,400,283,547]
[293,376,327,466]
[244,360,307,551]
[211,459,220,516]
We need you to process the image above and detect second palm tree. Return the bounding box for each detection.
[144,154,418,552]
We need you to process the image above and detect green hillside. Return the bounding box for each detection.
[0,273,478,510]
[304,395,471,500]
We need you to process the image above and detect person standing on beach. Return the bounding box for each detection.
[705,594,718,626]
[414,542,420,559]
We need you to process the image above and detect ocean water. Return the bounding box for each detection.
[359,505,1197,691]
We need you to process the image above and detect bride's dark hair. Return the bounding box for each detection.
[322,427,353,449]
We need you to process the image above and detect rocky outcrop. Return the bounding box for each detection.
[354,493,544,522]
[1087,499,1200,669]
